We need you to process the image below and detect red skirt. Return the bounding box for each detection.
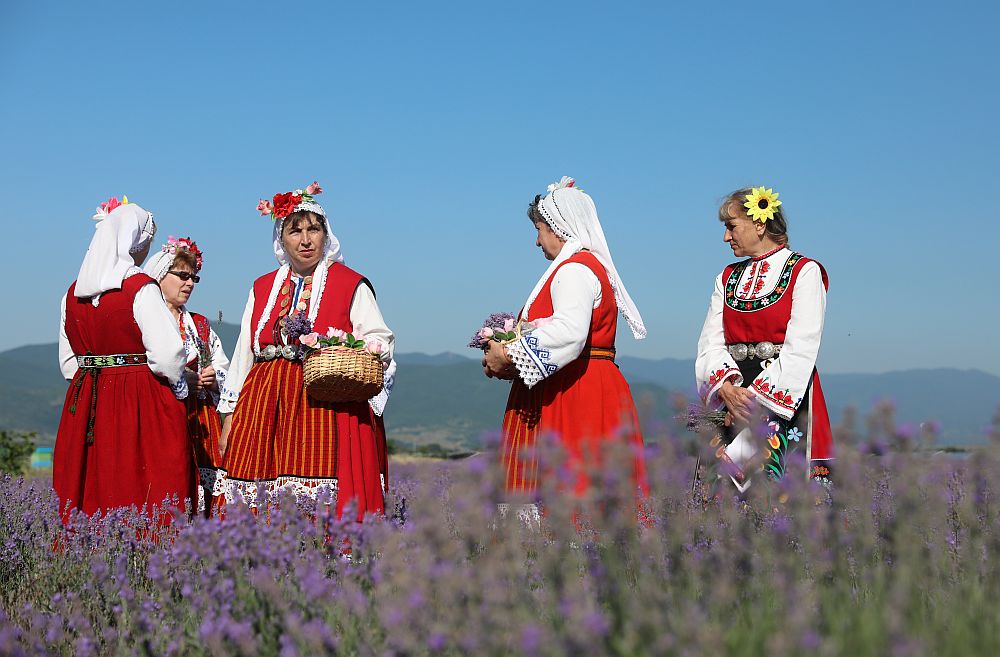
[222,359,388,520]
[53,365,194,525]
[187,392,225,517]
[501,358,649,497]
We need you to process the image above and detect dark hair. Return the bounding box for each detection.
[527,194,544,224]
[281,210,328,236]
[172,249,200,272]
[718,188,789,245]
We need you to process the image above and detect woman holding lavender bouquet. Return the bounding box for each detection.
[144,237,230,516]
[482,177,649,501]
[218,181,394,520]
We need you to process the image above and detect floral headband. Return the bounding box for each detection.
[744,186,781,223]
[257,181,324,220]
[161,236,203,271]
[92,195,131,222]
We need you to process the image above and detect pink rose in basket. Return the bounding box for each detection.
[479,327,495,340]
[326,327,347,341]
[299,332,320,348]
[365,339,384,356]
[503,318,515,332]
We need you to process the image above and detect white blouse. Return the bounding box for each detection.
[507,263,602,389]
[695,247,826,419]
[218,273,395,416]
[59,269,188,399]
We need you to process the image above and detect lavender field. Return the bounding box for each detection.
[3,408,1000,657]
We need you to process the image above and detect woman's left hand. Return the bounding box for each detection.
[482,341,516,380]
[199,366,218,392]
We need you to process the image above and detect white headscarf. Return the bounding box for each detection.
[143,249,174,282]
[522,176,647,340]
[75,203,157,299]
[253,198,347,355]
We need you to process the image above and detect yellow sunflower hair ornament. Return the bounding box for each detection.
[744,186,781,223]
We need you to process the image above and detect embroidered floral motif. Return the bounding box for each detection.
[752,375,799,412]
[700,366,740,401]
[788,427,803,442]
[740,262,758,297]
[725,252,802,312]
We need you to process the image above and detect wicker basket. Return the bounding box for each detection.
[303,345,384,403]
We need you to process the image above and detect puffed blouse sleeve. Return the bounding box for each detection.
[747,262,827,419]
[59,293,78,380]
[349,282,396,416]
[506,263,601,389]
[132,282,188,399]
[695,272,742,408]
[217,288,255,415]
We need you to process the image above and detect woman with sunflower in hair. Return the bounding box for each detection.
[695,187,832,490]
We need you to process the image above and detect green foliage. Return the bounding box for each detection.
[0,429,35,475]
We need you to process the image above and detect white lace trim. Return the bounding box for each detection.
[253,264,289,356]
[196,467,228,513]
[368,359,396,417]
[496,503,541,529]
[507,339,545,389]
[218,472,386,509]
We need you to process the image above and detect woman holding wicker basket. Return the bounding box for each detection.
[218,181,394,520]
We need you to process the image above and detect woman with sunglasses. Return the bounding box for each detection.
[145,237,230,516]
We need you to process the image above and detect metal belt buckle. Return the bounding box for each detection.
[755,341,778,360]
[729,343,749,361]
[280,345,297,360]
[261,345,278,361]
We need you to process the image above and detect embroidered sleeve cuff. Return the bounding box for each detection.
[506,338,547,389]
[700,365,742,409]
[368,366,394,417]
[748,378,798,420]
[172,376,189,401]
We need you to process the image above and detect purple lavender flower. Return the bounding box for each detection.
[284,311,313,342]
[468,311,516,349]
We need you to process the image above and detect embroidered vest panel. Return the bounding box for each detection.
[65,275,154,356]
[251,263,368,348]
[527,251,617,349]
[722,254,827,344]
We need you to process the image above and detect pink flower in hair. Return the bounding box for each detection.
[101,197,123,213]
[257,199,274,216]
[306,181,323,195]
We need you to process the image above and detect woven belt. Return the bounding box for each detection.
[71,352,147,445]
[255,344,300,362]
[727,342,782,361]
[77,353,148,368]
[588,347,616,362]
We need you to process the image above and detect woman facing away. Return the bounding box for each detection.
[144,237,230,516]
[482,176,649,507]
[218,181,395,520]
[695,187,832,491]
[54,197,194,524]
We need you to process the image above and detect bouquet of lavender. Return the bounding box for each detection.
[468,312,518,350]
[287,312,387,359]
[194,336,212,369]
[680,404,729,433]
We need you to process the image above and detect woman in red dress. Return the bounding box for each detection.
[145,237,230,516]
[218,181,395,520]
[695,187,832,491]
[54,197,193,524]
[483,176,648,505]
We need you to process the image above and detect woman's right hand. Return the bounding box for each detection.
[718,380,755,424]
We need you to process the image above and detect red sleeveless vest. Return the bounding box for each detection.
[525,251,617,350]
[721,253,828,344]
[251,262,369,347]
[65,274,157,356]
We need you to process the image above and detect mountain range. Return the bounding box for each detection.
[2,322,998,448]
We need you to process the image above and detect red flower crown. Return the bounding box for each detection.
[257,181,323,221]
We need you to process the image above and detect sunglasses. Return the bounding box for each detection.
[167,270,201,283]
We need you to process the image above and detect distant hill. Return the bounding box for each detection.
[3,327,998,447]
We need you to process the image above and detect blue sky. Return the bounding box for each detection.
[1,0,997,374]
